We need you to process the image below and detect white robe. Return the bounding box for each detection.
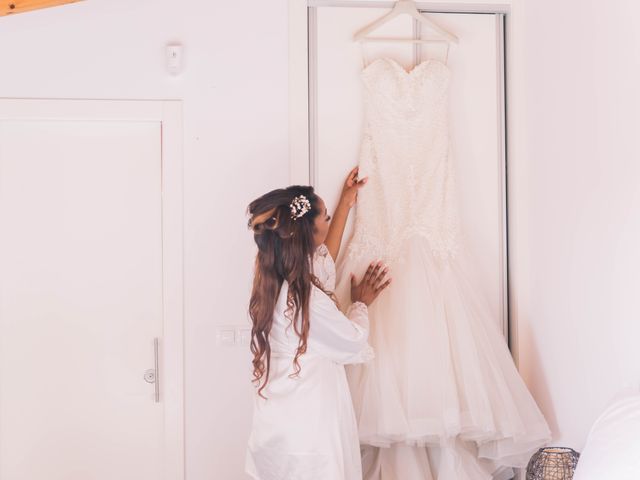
[245,244,373,480]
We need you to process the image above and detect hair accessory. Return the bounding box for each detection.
[290,195,311,220]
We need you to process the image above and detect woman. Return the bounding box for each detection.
[245,168,391,480]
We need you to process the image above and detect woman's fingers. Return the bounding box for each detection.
[346,166,359,186]
[373,267,389,288]
[363,263,375,283]
[361,261,392,298]
[375,278,392,293]
[364,261,386,287]
[368,262,383,284]
[356,176,368,187]
[352,260,391,305]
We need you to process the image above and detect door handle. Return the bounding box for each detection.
[143,337,160,403]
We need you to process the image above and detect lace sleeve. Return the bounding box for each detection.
[307,287,374,365]
[312,243,337,291]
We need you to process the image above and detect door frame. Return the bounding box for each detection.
[0,98,185,480]
[288,0,529,365]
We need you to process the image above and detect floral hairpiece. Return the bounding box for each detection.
[290,195,311,220]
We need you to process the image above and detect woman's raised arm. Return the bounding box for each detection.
[325,166,367,260]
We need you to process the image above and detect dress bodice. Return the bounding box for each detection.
[347,57,461,264]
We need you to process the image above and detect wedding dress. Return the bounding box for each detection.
[334,57,551,479]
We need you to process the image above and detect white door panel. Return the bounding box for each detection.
[0,118,167,479]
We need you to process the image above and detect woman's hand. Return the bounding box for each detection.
[339,166,368,209]
[350,261,392,306]
[325,166,368,261]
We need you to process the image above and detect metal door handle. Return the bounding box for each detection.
[143,337,160,402]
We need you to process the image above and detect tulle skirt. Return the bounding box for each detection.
[335,236,551,479]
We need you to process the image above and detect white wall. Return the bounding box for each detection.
[517,0,640,450]
[0,1,288,478]
[3,0,640,476]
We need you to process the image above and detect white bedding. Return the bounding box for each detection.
[573,390,640,480]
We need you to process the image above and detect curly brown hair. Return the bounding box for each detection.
[247,185,329,398]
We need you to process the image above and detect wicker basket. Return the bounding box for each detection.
[526,447,580,480]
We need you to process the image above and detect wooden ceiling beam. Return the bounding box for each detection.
[1,0,84,17]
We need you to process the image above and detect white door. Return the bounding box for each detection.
[0,101,184,480]
[306,6,508,334]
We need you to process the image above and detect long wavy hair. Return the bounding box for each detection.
[247,185,327,398]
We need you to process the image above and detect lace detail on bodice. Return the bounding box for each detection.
[312,243,336,290]
[346,58,461,266]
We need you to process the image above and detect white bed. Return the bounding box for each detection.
[573,389,640,480]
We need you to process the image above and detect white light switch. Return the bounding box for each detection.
[237,327,252,346]
[216,327,236,346]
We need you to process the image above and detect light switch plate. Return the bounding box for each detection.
[216,327,236,346]
[237,327,252,346]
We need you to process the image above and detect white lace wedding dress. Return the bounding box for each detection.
[333,57,551,479]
